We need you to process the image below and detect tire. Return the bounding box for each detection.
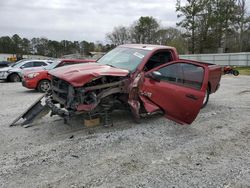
[37,80,51,93]
[233,70,239,76]
[202,87,210,108]
[9,73,21,82]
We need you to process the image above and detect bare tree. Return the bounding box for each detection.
[106,26,130,46]
[235,0,250,51]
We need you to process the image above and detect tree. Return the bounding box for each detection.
[131,16,160,44]
[176,0,249,53]
[176,0,204,53]
[212,0,238,52]
[22,38,31,54]
[12,34,23,54]
[35,38,49,56]
[0,36,13,53]
[106,26,129,45]
[234,0,250,51]
[156,27,188,53]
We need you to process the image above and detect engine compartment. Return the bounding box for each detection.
[51,75,128,113]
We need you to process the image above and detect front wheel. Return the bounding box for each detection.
[37,80,51,93]
[233,70,239,76]
[202,88,210,108]
[9,73,21,82]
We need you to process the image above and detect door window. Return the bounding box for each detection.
[180,63,204,90]
[33,61,47,67]
[21,61,33,68]
[158,63,204,90]
[57,61,79,67]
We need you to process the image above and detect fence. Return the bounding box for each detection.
[180,52,250,66]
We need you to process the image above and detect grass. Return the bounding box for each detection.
[236,66,250,75]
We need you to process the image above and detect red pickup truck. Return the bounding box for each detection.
[11,44,222,126]
[22,59,95,92]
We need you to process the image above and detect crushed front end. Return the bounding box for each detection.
[45,75,128,126]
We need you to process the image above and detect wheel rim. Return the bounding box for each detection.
[13,75,20,82]
[40,81,50,92]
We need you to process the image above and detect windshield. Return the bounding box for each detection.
[11,59,27,68]
[97,47,150,71]
[45,60,60,70]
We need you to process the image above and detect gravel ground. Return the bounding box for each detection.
[0,75,250,188]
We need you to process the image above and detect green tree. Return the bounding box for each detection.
[12,34,23,54]
[131,16,160,44]
[0,36,13,53]
[157,27,188,54]
[176,0,204,53]
[21,38,31,54]
[234,0,250,51]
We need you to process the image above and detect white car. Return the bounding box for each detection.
[0,59,53,82]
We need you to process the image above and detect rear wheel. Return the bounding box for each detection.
[9,73,21,82]
[202,87,210,108]
[37,80,51,93]
[233,70,239,76]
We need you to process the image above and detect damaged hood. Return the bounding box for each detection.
[49,63,129,87]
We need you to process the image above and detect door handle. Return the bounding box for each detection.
[185,94,198,100]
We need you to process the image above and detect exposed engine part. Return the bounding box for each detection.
[83,92,97,105]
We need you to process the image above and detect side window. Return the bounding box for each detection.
[145,51,172,71]
[33,61,47,67]
[63,62,80,66]
[21,61,33,68]
[158,63,204,90]
[158,64,179,82]
[180,63,204,89]
[57,61,76,67]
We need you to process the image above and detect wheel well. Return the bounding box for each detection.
[207,82,211,93]
[37,79,51,89]
[7,72,20,81]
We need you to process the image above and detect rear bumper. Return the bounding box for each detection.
[22,79,38,89]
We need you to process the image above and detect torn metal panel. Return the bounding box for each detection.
[9,94,50,126]
[139,95,160,113]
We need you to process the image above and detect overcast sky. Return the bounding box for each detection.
[0,0,180,42]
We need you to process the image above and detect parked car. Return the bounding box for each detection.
[0,59,53,82]
[0,61,11,68]
[22,59,95,92]
[11,44,222,127]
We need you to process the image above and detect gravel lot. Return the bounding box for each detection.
[0,75,250,188]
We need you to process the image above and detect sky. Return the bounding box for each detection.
[0,0,179,42]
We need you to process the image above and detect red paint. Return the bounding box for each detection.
[48,44,221,124]
[49,63,129,87]
[22,59,95,90]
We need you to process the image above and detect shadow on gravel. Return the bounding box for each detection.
[17,89,40,94]
[9,108,199,147]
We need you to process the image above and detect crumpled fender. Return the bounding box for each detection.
[128,72,161,118]
[139,95,160,113]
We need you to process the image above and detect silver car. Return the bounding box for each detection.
[0,59,53,82]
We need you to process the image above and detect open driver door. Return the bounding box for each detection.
[140,60,209,124]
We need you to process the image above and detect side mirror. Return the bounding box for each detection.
[20,66,24,69]
[146,71,162,82]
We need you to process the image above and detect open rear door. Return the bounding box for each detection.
[140,61,209,124]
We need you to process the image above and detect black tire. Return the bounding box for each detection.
[202,87,210,108]
[9,73,21,82]
[37,80,51,93]
[233,70,239,76]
